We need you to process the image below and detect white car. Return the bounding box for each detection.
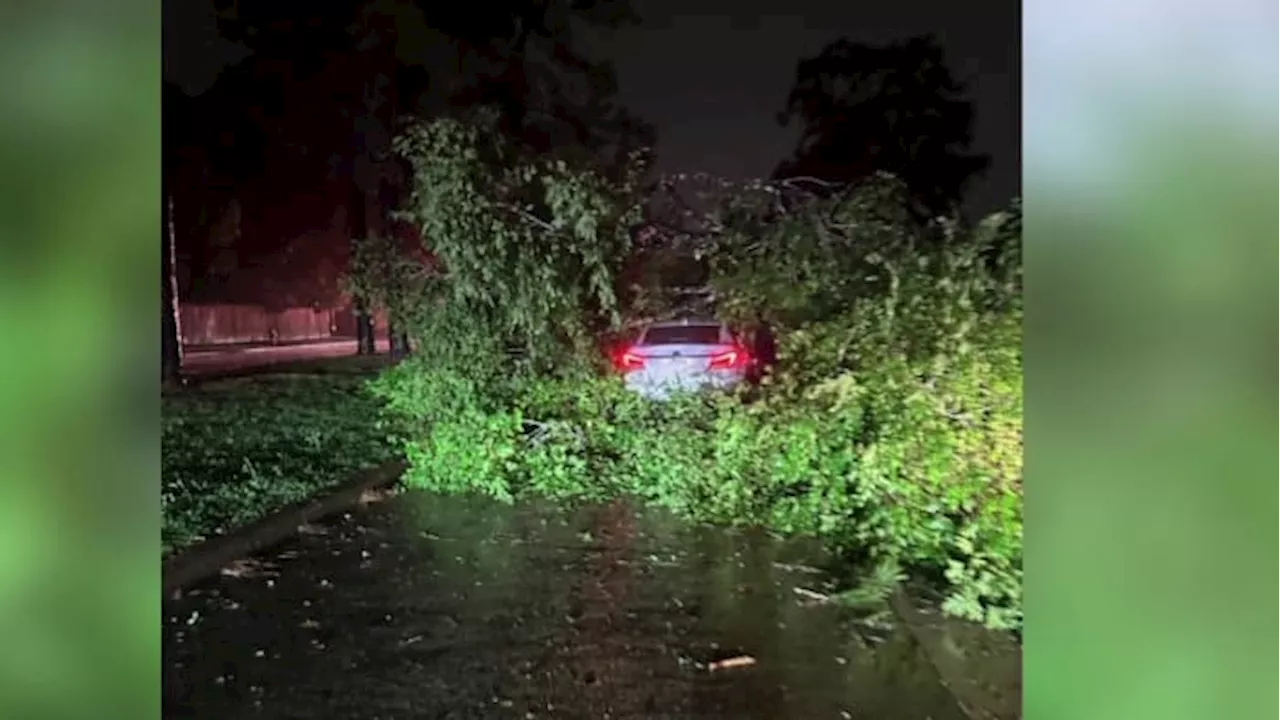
[615,319,752,400]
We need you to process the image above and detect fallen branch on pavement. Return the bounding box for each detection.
[708,655,757,672]
[793,586,832,603]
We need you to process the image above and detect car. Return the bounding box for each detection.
[613,318,752,400]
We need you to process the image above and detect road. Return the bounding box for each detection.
[181,339,391,376]
[163,491,970,719]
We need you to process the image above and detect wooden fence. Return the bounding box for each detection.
[180,303,387,346]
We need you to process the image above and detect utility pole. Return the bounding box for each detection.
[162,192,184,385]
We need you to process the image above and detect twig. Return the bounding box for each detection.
[793,586,832,603]
[708,655,757,672]
[495,202,563,235]
[777,175,840,188]
[773,562,824,574]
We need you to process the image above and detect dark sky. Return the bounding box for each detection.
[165,0,1020,217]
[589,0,1020,216]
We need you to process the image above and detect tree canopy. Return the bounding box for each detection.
[774,35,988,216]
[176,0,653,184]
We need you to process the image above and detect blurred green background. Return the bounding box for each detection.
[1024,1,1277,718]
[0,3,159,719]
[0,1,1273,718]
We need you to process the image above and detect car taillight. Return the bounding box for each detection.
[616,350,645,371]
[707,348,748,371]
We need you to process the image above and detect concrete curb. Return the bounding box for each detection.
[163,460,407,596]
[890,590,1023,720]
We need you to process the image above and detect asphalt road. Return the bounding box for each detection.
[163,492,969,720]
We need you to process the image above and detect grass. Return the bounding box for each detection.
[161,364,405,556]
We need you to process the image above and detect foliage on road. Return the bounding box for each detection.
[161,373,405,556]
[374,114,1023,630]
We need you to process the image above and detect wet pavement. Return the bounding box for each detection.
[163,492,969,719]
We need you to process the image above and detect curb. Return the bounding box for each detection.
[890,590,1023,720]
[162,460,407,596]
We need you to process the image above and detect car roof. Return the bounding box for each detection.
[645,317,725,329]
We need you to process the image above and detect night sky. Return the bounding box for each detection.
[166,0,1018,217]
[589,0,1020,216]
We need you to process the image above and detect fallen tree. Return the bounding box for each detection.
[371,112,1023,630]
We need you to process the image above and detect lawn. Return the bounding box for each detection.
[162,365,405,556]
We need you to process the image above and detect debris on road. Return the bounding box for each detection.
[220,558,279,579]
[166,494,982,719]
[773,562,823,574]
[793,586,831,603]
[708,655,757,672]
[358,487,396,505]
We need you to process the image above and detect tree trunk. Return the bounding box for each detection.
[162,193,183,386]
[364,313,378,354]
[348,158,376,355]
[355,299,375,355]
[387,322,410,358]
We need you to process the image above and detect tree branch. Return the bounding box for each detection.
[494,201,563,235]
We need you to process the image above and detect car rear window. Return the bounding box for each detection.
[642,325,723,345]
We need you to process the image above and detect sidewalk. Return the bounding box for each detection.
[183,337,359,354]
[182,338,392,376]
